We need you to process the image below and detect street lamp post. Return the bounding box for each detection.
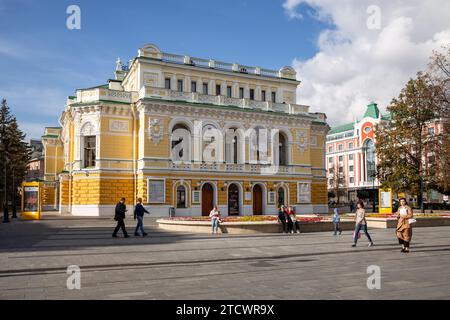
[3,155,9,223]
[11,166,17,219]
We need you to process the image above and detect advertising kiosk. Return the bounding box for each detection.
[21,181,42,220]
[378,188,393,214]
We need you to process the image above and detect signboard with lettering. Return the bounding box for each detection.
[378,188,392,214]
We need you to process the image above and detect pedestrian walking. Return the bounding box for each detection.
[112,197,129,238]
[332,207,342,235]
[209,205,221,234]
[134,197,150,237]
[286,206,300,233]
[351,200,373,247]
[396,197,414,253]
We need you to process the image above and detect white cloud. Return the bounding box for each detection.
[285,0,450,126]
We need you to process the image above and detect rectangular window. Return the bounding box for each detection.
[349,142,353,149]
[165,78,171,89]
[203,83,208,95]
[271,92,276,102]
[227,86,232,98]
[249,89,255,100]
[328,146,332,153]
[262,90,266,101]
[338,144,343,151]
[177,79,183,92]
[191,81,197,93]
[216,84,221,96]
[349,154,354,160]
[339,156,343,162]
[147,178,166,203]
[83,136,96,168]
[349,165,354,172]
[350,177,354,184]
[239,87,244,99]
[329,157,333,163]
[339,166,343,173]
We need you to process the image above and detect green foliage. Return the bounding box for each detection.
[0,99,31,205]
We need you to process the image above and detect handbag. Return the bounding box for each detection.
[408,218,417,224]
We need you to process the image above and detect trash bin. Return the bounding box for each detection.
[169,207,175,218]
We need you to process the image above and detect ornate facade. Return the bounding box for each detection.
[43,44,329,216]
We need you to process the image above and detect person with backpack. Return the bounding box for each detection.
[134,197,150,237]
[113,197,129,238]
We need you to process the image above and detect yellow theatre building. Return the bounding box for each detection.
[42,44,329,217]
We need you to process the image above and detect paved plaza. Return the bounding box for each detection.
[0,215,449,300]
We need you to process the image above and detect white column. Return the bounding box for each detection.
[185,76,191,92]
[171,74,177,91]
[209,79,215,95]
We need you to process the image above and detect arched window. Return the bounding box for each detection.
[202,124,221,162]
[225,128,239,164]
[364,139,375,182]
[279,132,287,166]
[176,185,186,208]
[171,123,191,162]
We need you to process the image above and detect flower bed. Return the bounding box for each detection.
[168,215,325,223]
[366,213,450,218]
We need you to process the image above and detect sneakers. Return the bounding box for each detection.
[142,232,148,237]
[351,243,356,247]
[368,242,374,247]
[339,231,342,235]
[296,230,300,234]
[404,248,410,253]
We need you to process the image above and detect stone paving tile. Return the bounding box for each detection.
[1,217,450,299]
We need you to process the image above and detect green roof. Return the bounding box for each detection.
[328,122,354,135]
[381,113,391,120]
[363,103,380,119]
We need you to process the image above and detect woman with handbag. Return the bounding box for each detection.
[352,200,374,247]
[396,198,414,253]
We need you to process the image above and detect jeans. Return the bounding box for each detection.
[211,218,219,233]
[113,219,128,236]
[353,223,372,244]
[135,216,145,235]
[292,221,300,233]
[333,222,341,234]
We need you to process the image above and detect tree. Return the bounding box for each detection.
[328,166,347,204]
[0,99,31,218]
[376,73,442,210]
[425,45,450,195]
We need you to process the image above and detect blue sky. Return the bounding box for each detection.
[0,0,330,139]
[1,1,449,140]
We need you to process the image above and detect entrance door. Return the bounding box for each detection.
[253,184,263,215]
[228,184,240,216]
[201,183,214,216]
[277,188,285,207]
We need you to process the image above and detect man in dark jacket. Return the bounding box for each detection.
[113,197,129,238]
[134,197,150,237]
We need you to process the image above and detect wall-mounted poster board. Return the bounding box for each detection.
[147,178,166,203]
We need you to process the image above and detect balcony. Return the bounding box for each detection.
[139,86,311,116]
[76,88,132,104]
[160,52,288,80]
[167,161,295,174]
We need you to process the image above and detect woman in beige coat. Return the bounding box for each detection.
[396,198,414,253]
